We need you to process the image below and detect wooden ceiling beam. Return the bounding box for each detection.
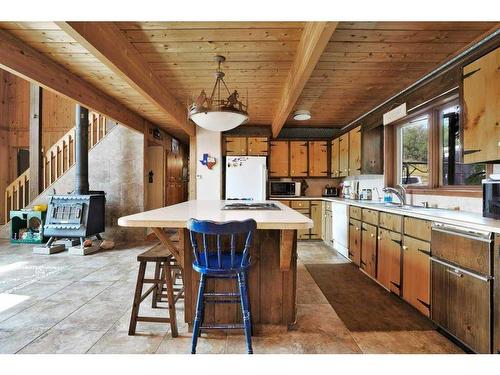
[271,22,338,137]
[0,29,145,134]
[58,22,195,137]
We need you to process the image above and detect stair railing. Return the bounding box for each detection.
[4,111,110,220]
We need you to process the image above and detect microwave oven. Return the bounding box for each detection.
[269,181,301,197]
[483,179,500,219]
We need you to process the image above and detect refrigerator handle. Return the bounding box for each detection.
[260,164,267,201]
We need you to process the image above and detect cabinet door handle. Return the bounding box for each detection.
[377,236,381,240]
[370,233,374,238]
[402,245,408,250]
[446,268,463,278]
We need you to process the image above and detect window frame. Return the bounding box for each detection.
[385,92,489,198]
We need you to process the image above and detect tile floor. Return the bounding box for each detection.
[0,239,463,354]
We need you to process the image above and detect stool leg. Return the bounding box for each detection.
[238,271,253,354]
[152,261,161,308]
[128,261,147,336]
[191,274,206,354]
[163,261,178,338]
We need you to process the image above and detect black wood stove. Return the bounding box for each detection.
[42,105,105,251]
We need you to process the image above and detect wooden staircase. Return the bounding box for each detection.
[4,111,113,220]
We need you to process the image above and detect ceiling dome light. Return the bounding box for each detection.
[293,110,311,121]
[188,55,249,132]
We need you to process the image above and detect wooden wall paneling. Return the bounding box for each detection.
[289,141,308,177]
[41,89,76,153]
[0,29,146,135]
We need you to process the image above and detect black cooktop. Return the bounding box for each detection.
[222,203,281,211]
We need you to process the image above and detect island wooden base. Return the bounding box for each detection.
[178,228,298,329]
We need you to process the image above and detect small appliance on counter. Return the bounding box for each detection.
[269,180,301,197]
[483,176,500,219]
[323,184,338,197]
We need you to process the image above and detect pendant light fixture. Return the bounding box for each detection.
[188,55,249,132]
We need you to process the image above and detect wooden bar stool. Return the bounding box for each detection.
[187,218,257,354]
[128,245,180,337]
[152,258,184,308]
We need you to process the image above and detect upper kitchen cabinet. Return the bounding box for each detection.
[331,138,340,178]
[348,126,361,176]
[308,141,328,177]
[362,125,384,175]
[247,137,269,156]
[338,134,349,177]
[463,47,500,164]
[225,136,247,155]
[290,141,308,177]
[225,136,269,156]
[269,140,289,178]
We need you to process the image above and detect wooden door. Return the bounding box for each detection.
[361,222,377,277]
[348,126,361,176]
[310,201,323,239]
[290,141,308,177]
[308,141,328,177]
[338,134,349,177]
[331,138,340,178]
[225,136,247,156]
[348,218,361,266]
[377,228,402,295]
[402,236,431,316]
[432,260,491,353]
[269,141,289,177]
[247,137,268,156]
[463,47,500,164]
[146,146,164,210]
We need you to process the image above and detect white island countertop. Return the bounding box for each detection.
[118,200,313,230]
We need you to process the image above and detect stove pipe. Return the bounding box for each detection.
[75,105,89,195]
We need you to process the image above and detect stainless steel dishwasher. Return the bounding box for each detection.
[430,222,493,353]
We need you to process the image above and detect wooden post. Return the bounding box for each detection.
[29,83,42,201]
[188,134,197,200]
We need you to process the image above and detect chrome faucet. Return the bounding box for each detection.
[382,185,407,206]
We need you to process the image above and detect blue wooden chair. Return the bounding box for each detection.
[187,218,257,354]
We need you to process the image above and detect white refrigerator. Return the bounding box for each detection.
[225,156,267,200]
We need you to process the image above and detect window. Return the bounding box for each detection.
[440,104,486,186]
[397,116,429,186]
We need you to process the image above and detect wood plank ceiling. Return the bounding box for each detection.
[0,21,497,136]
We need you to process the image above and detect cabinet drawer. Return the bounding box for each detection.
[349,205,361,220]
[278,200,290,207]
[431,225,492,275]
[362,208,379,226]
[379,212,402,232]
[291,200,310,209]
[404,217,431,242]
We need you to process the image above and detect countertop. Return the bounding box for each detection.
[270,196,500,234]
[118,200,313,230]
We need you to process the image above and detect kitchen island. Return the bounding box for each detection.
[118,200,313,330]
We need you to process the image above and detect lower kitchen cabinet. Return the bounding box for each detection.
[402,235,431,317]
[377,228,402,294]
[348,218,361,266]
[361,222,377,277]
[431,259,491,353]
[323,205,333,247]
[310,201,323,239]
